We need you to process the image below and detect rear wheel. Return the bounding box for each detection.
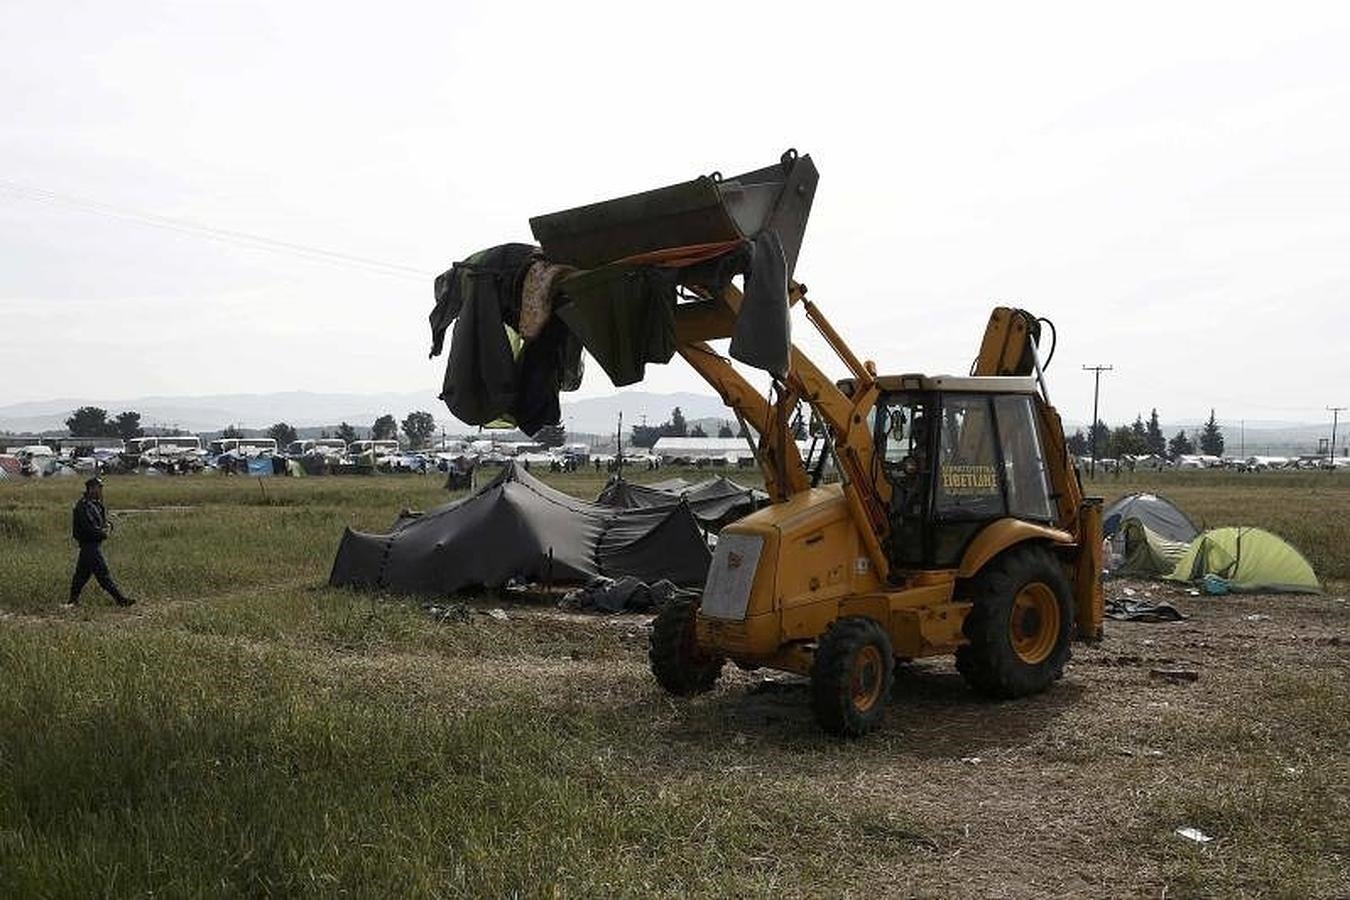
[811,617,895,738]
[956,545,1073,699]
[649,598,724,696]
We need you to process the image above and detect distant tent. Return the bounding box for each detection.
[1103,493,1199,543]
[330,461,711,595]
[596,474,768,530]
[1164,527,1321,594]
[1115,520,1191,578]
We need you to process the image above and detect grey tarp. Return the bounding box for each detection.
[596,474,768,530]
[329,462,711,595]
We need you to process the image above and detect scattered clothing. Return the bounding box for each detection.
[514,315,584,435]
[560,576,692,613]
[433,243,537,427]
[555,264,677,386]
[518,259,574,342]
[1105,597,1187,622]
[730,229,790,376]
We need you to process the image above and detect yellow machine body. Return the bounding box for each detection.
[675,299,1104,677]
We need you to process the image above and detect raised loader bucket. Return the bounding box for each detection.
[529,149,818,276]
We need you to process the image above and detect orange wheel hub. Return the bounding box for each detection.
[850,644,884,712]
[1010,582,1060,664]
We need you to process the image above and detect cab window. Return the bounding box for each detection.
[995,395,1054,521]
[935,396,1005,520]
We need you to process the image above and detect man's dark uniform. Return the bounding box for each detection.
[70,488,130,605]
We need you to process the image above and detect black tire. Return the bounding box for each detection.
[810,617,895,738]
[955,544,1073,699]
[649,598,724,696]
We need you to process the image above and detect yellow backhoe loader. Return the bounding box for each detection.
[530,150,1105,736]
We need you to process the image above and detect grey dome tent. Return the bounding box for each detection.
[1104,493,1200,578]
[330,461,711,595]
[1103,492,1199,543]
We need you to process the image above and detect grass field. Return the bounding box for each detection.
[1,467,1347,897]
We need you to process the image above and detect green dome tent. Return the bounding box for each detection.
[1164,527,1321,594]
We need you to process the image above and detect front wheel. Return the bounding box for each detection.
[811,617,895,738]
[956,545,1073,699]
[649,598,724,696]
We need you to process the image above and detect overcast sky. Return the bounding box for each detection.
[2,1,1347,426]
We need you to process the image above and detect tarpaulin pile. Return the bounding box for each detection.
[596,474,768,530]
[329,461,711,596]
[429,151,818,435]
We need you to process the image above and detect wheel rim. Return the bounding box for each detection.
[1010,582,1061,664]
[850,644,885,712]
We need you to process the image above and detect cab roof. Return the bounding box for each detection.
[840,374,1039,394]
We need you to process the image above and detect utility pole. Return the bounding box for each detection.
[1082,365,1113,478]
[1329,406,1346,466]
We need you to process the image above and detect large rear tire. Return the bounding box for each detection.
[956,544,1073,699]
[811,617,895,738]
[649,598,724,696]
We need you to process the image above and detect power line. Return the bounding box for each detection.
[0,179,431,282]
[1082,364,1113,478]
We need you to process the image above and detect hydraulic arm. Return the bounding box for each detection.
[671,283,892,578]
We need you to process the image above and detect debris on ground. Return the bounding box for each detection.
[425,602,471,624]
[1150,668,1200,684]
[487,608,510,621]
[1106,597,1187,622]
[559,575,694,613]
[1175,826,1213,844]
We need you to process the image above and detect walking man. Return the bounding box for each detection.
[66,477,133,607]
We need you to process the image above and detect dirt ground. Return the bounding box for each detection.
[459,578,1350,898]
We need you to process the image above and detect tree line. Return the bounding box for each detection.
[256,412,439,450]
[64,407,444,451]
[1066,408,1225,460]
[65,406,145,440]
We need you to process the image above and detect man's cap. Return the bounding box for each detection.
[84,476,104,488]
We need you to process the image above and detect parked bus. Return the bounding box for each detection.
[286,438,347,457]
[348,440,400,457]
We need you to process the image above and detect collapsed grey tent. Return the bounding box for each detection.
[596,474,768,530]
[330,461,711,595]
[1103,493,1199,543]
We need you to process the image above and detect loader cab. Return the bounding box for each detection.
[873,375,1055,570]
